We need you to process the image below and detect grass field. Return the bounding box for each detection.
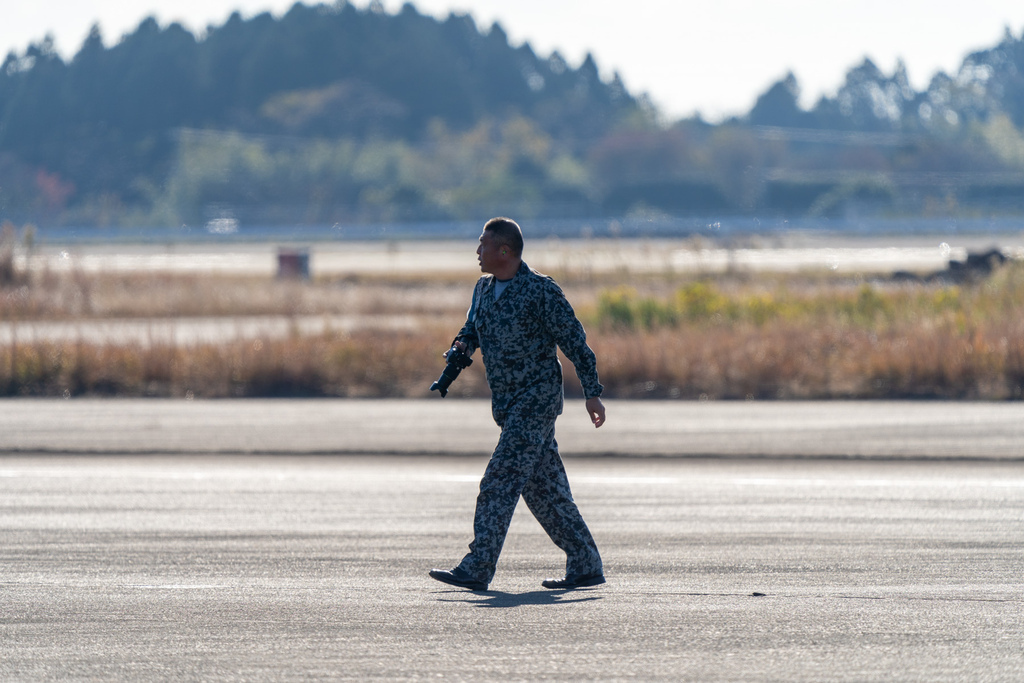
[2,233,1023,400]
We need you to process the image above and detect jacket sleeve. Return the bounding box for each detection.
[541,279,603,399]
[454,278,484,356]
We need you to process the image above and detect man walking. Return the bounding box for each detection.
[429,217,606,591]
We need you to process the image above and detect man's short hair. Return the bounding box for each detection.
[483,217,524,257]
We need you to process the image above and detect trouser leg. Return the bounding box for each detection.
[521,436,603,577]
[457,409,552,583]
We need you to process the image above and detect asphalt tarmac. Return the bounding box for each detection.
[3,398,1024,459]
[2,400,1023,681]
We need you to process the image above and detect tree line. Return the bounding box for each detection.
[4,2,1024,228]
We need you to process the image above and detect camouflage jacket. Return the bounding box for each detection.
[457,260,603,422]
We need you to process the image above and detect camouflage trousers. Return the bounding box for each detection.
[457,401,603,584]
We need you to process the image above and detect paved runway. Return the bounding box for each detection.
[3,398,1024,459]
[1,453,1022,681]
[2,400,1023,680]
[17,237,1002,277]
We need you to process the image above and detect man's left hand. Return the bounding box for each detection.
[585,397,606,428]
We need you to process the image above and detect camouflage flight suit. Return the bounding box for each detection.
[453,260,603,584]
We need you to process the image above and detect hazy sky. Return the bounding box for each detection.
[5,0,1024,121]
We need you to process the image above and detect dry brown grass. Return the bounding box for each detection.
[0,329,489,399]
[587,320,1024,400]
[0,270,469,320]
[579,260,1024,400]
[3,259,1024,399]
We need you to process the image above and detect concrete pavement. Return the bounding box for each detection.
[1,454,1022,681]
[2,398,1023,459]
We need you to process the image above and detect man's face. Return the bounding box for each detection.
[476,229,504,274]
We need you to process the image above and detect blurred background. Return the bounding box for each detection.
[2,0,1024,401]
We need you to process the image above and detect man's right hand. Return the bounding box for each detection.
[446,340,467,358]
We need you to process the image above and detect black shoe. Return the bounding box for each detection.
[541,572,606,589]
[429,567,488,591]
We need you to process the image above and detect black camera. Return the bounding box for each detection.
[430,343,473,397]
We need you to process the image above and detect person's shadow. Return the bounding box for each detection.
[436,589,603,608]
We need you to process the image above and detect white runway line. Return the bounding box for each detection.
[18,238,1022,277]
[577,476,680,485]
[732,477,1024,488]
